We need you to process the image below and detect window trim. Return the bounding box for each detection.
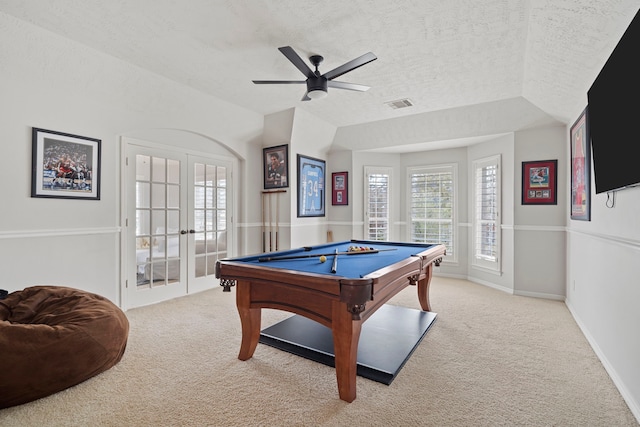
[406,163,458,263]
[471,154,501,273]
[364,166,392,241]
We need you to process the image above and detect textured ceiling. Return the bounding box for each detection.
[1,0,638,151]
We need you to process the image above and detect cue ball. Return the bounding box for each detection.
[319,255,327,263]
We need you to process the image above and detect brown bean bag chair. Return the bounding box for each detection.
[0,286,129,409]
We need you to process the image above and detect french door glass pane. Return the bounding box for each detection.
[136,182,150,208]
[152,184,165,208]
[195,163,205,185]
[167,159,180,184]
[167,185,179,209]
[136,155,150,181]
[167,210,179,232]
[152,157,165,182]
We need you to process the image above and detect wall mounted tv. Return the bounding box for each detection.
[587,8,640,194]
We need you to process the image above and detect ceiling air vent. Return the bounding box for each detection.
[385,98,414,109]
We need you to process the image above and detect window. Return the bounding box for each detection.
[472,155,501,272]
[408,165,456,262]
[364,167,391,241]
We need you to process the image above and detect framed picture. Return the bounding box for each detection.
[297,154,325,217]
[522,159,557,205]
[570,107,591,221]
[31,127,101,200]
[332,172,348,206]
[263,144,289,189]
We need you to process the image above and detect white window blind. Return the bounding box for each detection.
[473,155,501,271]
[365,167,391,241]
[408,165,455,260]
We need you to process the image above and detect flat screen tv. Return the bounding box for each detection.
[587,8,640,194]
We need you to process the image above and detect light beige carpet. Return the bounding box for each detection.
[1,277,637,426]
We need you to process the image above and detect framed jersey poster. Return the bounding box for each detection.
[297,154,325,217]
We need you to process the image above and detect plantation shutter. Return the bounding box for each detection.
[408,165,455,260]
[473,155,501,271]
[365,167,391,241]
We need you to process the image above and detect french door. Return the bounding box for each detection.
[124,142,231,309]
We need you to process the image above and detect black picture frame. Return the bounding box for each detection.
[31,127,101,200]
[297,154,325,217]
[263,144,289,189]
[570,107,591,221]
[521,159,558,205]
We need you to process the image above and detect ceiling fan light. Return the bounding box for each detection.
[307,89,328,99]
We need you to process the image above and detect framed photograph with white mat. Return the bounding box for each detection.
[31,127,101,200]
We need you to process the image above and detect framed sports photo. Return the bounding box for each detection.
[332,172,348,206]
[521,159,557,205]
[31,127,101,200]
[263,144,289,189]
[297,154,325,217]
[570,108,591,221]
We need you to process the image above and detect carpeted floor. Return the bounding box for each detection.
[0,277,637,426]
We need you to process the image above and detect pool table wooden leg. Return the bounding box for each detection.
[417,262,434,312]
[331,301,362,403]
[236,280,261,361]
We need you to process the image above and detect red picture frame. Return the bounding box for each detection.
[332,172,348,206]
[522,160,557,205]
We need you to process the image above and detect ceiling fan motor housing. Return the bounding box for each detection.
[307,77,328,93]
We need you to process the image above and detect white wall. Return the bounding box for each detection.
[246,108,338,252]
[0,12,263,303]
[326,149,354,241]
[247,109,294,255]
[1,9,638,422]
[513,126,567,299]
[288,109,336,248]
[566,172,640,419]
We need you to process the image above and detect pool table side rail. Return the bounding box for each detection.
[359,244,445,317]
[215,243,445,297]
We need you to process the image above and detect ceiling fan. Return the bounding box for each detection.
[253,46,377,101]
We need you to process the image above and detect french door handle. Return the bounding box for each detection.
[189,229,196,234]
[180,230,187,234]
[180,229,196,234]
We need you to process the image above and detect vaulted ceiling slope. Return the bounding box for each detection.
[1,1,638,151]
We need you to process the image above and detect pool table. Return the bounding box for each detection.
[215,239,446,402]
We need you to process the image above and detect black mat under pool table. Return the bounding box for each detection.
[259,304,437,385]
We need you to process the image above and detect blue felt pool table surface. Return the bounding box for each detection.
[228,240,438,279]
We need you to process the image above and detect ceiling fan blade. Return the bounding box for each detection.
[327,81,371,92]
[278,46,314,79]
[322,52,377,80]
[252,80,306,85]
[301,92,311,101]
